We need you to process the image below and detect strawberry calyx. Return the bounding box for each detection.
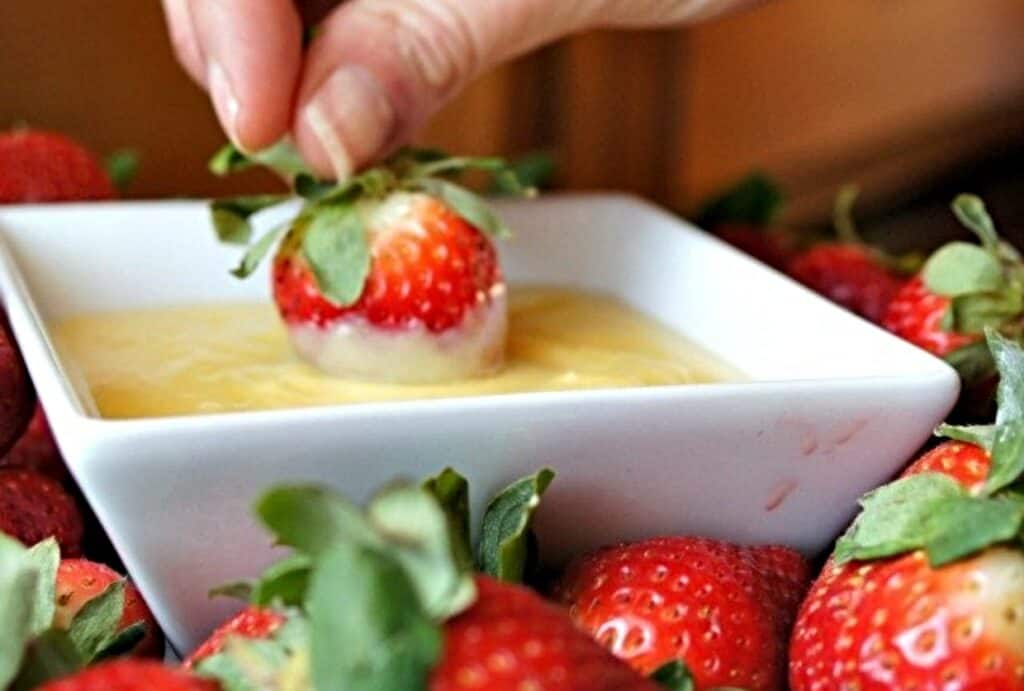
[829,184,923,275]
[196,467,555,691]
[0,537,148,689]
[650,660,748,690]
[833,330,1024,568]
[695,172,784,230]
[208,141,533,308]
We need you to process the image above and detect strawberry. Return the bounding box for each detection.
[786,186,911,324]
[35,659,217,691]
[55,559,163,658]
[554,536,811,690]
[430,575,661,691]
[787,244,906,324]
[0,313,34,457]
[0,468,82,555]
[2,403,67,481]
[183,605,285,668]
[696,172,795,270]
[0,129,116,203]
[789,331,1024,690]
[210,145,528,383]
[883,196,1024,396]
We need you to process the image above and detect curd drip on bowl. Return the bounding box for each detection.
[51,286,738,419]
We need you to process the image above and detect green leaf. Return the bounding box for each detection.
[0,535,40,688]
[210,196,289,245]
[832,184,863,244]
[67,580,125,660]
[949,289,1024,333]
[230,224,287,279]
[24,539,59,638]
[196,614,310,691]
[301,204,371,306]
[255,485,378,558]
[922,242,1004,297]
[103,149,139,191]
[9,629,83,691]
[208,581,254,603]
[477,469,555,583]
[252,555,312,607]
[985,420,1024,496]
[93,622,146,661]
[833,474,965,564]
[936,423,996,450]
[650,661,695,691]
[695,172,784,228]
[924,494,1024,566]
[491,152,555,195]
[413,178,512,239]
[952,194,1000,253]
[210,140,310,179]
[367,483,476,620]
[422,468,473,572]
[307,543,442,691]
[990,329,1024,426]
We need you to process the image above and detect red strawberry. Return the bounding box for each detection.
[212,147,523,383]
[0,313,34,457]
[0,469,82,555]
[55,559,164,658]
[183,605,285,669]
[787,243,906,323]
[790,331,1024,691]
[0,129,116,203]
[554,537,811,690]
[883,276,980,357]
[35,659,216,691]
[431,575,660,691]
[2,403,66,481]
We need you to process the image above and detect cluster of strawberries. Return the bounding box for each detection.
[2,130,1024,690]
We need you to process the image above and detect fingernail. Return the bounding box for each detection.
[207,61,241,146]
[303,66,396,181]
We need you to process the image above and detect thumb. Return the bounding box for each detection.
[292,0,749,179]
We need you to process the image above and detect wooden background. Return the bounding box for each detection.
[3,0,1024,225]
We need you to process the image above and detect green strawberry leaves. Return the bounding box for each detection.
[301,205,371,306]
[0,535,49,688]
[308,543,442,691]
[209,144,530,307]
[423,468,473,572]
[952,193,1000,253]
[833,474,1024,567]
[695,172,784,229]
[650,660,747,691]
[103,149,139,192]
[922,243,1004,297]
[477,468,555,583]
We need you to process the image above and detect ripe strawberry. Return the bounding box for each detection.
[211,146,526,383]
[0,469,82,555]
[555,537,810,691]
[0,313,34,457]
[431,575,660,691]
[271,193,501,332]
[0,129,116,203]
[2,403,67,481]
[883,275,980,356]
[787,243,905,324]
[183,605,285,668]
[35,659,216,691]
[55,559,163,658]
[790,332,1024,690]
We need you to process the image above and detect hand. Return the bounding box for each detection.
[162,0,755,178]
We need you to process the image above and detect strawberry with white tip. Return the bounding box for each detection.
[210,145,530,384]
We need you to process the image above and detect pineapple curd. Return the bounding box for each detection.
[51,287,736,419]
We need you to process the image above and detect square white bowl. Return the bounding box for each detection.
[0,194,958,654]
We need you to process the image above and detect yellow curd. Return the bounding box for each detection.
[51,287,736,419]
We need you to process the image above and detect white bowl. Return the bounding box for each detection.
[0,194,958,654]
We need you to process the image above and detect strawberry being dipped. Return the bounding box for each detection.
[695,172,794,271]
[555,536,811,690]
[884,195,1024,404]
[0,129,116,203]
[210,145,530,384]
[789,331,1024,690]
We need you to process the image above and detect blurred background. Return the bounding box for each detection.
[3,0,1024,237]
